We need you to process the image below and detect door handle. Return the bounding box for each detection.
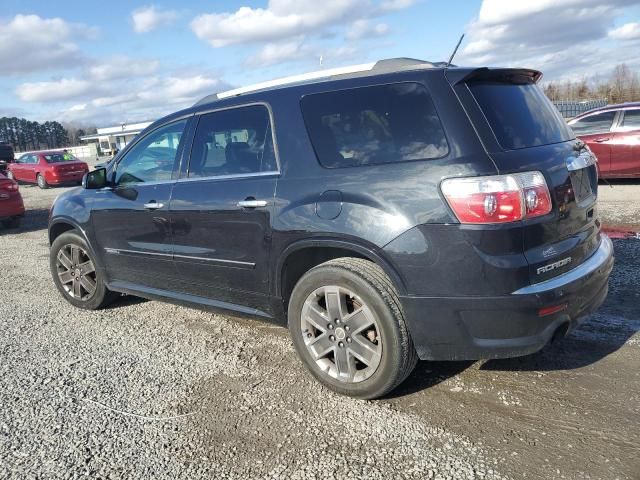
[593,137,610,143]
[143,201,164,210]
[237,199,268,208]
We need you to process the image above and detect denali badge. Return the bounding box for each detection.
[537,257,572,275]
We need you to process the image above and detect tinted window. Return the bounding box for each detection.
[621,109,640,129]
[569,111,616,136]
[189,105,276,178]
[115,120,186,185]
[301,82,449,168]
[469,81,574,149]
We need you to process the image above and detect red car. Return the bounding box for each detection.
[568,103,640,178]
[0,172,24,228]
[7,151,89,189]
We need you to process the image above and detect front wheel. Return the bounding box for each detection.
[37,174,49,189]
[288,258,417,399]
[50,231,117,310]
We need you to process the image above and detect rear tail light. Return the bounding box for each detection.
[441,171,552,224]
[0,180,19,192]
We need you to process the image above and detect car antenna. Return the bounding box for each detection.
[446,33,465,69]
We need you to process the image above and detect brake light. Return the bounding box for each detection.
[0,180,18,192]
[441,171,552,224]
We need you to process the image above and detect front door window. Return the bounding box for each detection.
[115,120,187,185]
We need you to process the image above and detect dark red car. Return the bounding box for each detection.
[0,172,24,228]
[568,103,640,178]
[7,151,89,189]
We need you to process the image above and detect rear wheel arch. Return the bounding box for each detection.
[276,240,407,308]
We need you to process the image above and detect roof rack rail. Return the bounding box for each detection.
[193,57,442,106]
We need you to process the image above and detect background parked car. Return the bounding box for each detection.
[568,102,640,178]
[7,151,89,189]
[0,142,14,174]
[0,172,24,228]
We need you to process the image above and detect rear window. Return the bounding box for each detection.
[622,109,640,129]
[469,81,574,150]
[44,153,78,163]
[301,82,449,168]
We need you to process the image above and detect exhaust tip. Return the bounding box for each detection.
[551,322,570,343]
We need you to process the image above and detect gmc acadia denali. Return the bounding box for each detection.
[48,58,614,398]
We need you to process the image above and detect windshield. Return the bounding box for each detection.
[44,153,78,163]
[469,81,574,150]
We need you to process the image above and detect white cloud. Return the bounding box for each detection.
[459,0,640,80]
[609,22,640,40]
[0,14,96,75]
[89,56,160,81]
[346,20,389,40]
[191,1,367,47]
[190,0,415,47]
[15,53,228,124]
[247,39,311,66]
[15,78,96,102]
[49,73,230,124]
[132,6,178,33]
[379,0,415,11]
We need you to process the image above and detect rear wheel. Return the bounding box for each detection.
[37,174,48,189]
[50,231,117,310]
[288,257,417,399]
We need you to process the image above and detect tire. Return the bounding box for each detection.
[37,174,49,189]
[50,230,117,310]
[1,217,20,229]
[288,257,418,399]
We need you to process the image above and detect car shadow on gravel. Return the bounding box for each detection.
[0,208,50,235]
[384,360,474,398]
[482,238,640,373]
[104,294,149,309]
[600,178,640,186]
[480,306,640,373]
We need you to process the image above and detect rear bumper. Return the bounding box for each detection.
[401,235,614,360]
[0,194,25,219]
[46,171,87,185]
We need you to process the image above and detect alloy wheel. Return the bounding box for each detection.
[55,244,97,301]
[301,285,382,383]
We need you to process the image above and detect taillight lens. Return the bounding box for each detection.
[441,171,552,224]
[0,180,19,192]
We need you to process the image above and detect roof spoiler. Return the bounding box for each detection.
[445,67,543,86]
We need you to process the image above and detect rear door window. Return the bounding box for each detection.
[469,81,574,150]
[569,111,616,136]
[301,82,449,168]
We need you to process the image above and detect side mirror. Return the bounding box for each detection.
[82,167,108,189]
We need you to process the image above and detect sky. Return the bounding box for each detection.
[1,0,639,126]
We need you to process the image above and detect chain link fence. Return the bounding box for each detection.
[552,99,608,119]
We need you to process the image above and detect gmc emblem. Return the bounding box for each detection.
[537,257,572,275]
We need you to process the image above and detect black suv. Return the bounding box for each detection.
[0,142,14,173]
[48,58,614,399]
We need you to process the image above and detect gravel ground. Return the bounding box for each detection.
[0,182,638,479]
